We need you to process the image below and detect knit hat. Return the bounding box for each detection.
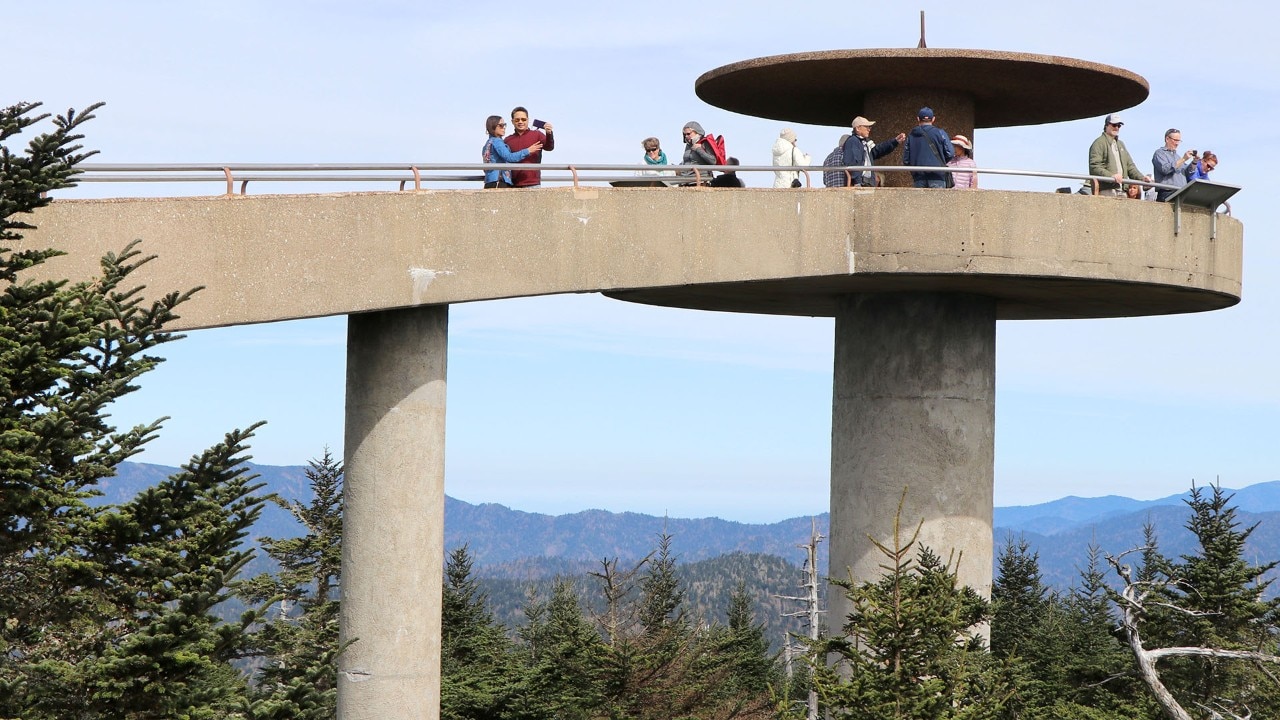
[683,121,705,136]
[780,128,797,142]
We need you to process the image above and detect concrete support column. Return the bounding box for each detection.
[863,89,975,187]
[828,293,994,629]
[338,305,448,720]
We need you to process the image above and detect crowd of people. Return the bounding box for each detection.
[1088,113,1218,200]
[479,106,1217,197]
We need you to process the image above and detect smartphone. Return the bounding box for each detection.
[532,119,546,129]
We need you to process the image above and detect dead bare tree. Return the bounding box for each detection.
[1107,550,1280,720]
[774,518,825,720]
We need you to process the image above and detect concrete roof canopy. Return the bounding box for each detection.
[694,48,1151,128]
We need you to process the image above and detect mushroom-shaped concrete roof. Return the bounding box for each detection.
[695,48,1149,128]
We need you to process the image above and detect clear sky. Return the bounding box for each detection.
[9,1,1277,522]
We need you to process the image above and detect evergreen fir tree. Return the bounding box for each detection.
[1143,483,1280,714]
[237,450,345,719]
[722,581,775,695]
[1030,543,1154,719]
[991,534,1048,661]
[590,534,776,720]
[1,101,267,718]
[991,534,1064,713]
[516,578,607,720]
[441,544,519,720]
[810,502,1018,720]
[5,428,270,718]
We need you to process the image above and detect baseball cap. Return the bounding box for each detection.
[851,116,876,127]
[917,107,935,119]
[1105,113,1124,126]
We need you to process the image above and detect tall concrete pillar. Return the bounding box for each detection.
[828,293,994,629]
[338,305,448,720]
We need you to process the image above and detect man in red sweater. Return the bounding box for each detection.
[506,106,555,187]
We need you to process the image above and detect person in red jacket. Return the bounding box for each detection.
[505,106,555,187]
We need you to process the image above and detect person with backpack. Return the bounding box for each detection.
[902,107,955,188]
[680,121,721,183]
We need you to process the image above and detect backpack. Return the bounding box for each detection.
[700,134,727,165]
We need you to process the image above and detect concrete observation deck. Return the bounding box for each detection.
[18,42,1245,720]
[22,182,1243,720]
[25,187,1239,331]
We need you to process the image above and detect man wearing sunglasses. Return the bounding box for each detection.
[506,106,555,187]
[1088,113,1150,196]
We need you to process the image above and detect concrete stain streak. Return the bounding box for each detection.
[410,267,454,303]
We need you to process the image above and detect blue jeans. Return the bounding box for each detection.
[913,177,947,189]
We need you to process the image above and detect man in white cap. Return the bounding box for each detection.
[840,116,906,187]
[1088,113,1150,196]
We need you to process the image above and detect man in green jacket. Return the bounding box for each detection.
[1088,113,1151,196]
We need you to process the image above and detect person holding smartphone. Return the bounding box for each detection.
[506,106,555,187]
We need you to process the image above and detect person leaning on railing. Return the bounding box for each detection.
[679,121,718,185]
[638,137,671,176]
[1087,113,1150,196]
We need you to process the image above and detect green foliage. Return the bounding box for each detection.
[237,451,344,719]
[441,544,520,720]
[1,100,194,563]
[1133,483,1280,715]
[0,100,265,719]
[990,539,1153,718]
[991,535,1048,661]
[1,101,102,242]
[2,427,270,719]
[812,508,1017,720]
[517,579,608,720]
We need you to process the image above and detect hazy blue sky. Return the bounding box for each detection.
[9,1,1276,521]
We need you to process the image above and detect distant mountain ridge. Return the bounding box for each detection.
[106,462,1280,590]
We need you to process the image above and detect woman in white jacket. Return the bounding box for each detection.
[771,128,811,188]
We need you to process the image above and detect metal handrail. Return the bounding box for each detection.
[70,162,1181,197]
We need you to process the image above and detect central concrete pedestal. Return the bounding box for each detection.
[828,293,995,627]
[338,306,448,720]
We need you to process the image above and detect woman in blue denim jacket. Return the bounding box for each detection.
[482,115,542,188]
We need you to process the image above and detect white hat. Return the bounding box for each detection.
[851,116,876,128]
[950,134,972,150]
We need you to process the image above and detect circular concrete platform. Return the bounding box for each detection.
[605,272,1238,321]
[695,49,1150,128]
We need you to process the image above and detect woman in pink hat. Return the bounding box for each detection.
[948,134,977,189]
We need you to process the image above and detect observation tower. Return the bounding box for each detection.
[611,45,1237,623]
[20,39,1242,720]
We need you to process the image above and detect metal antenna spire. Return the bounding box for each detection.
[918,11,927,48]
